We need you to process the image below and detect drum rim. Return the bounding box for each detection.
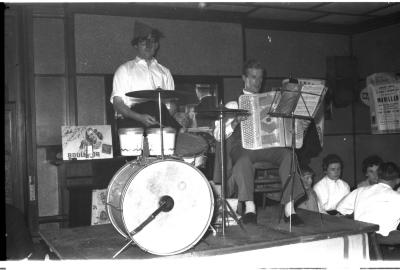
[106,158,156,238]
[118,127,144,133]
[120,159,215,256]
[146,127,176,133]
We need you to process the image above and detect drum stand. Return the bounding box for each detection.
[217,110,246,236]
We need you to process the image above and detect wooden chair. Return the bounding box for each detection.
[253,162,282,208]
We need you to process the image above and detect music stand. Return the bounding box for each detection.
[268,83,326,231]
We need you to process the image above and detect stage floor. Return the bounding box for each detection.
[39,205,378,261]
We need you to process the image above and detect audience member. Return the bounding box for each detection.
[297,166,319,212]
[337,162,400,239]
[313,154,350,214]
[385,162,400,192]
[357,155,383,188]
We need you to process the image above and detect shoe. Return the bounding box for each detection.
[283,214,304,226]
[240,212,257,224]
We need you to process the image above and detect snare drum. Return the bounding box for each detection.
[118,128,144,156]
[147,128,176,156]
[106,159,214,255]
[175,132,209,168]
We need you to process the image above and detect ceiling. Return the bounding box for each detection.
[117,2,400,34]
[27,2,400,34]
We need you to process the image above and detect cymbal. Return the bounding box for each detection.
[125,88,191,99]
[196,107,250,119]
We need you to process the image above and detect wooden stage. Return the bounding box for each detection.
[39,205,379,264]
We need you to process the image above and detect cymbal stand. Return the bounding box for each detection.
[218,110,246,235]
[157,89,165,159]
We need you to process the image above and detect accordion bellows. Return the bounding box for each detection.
[239,92,307,150]
[239,81,326,150]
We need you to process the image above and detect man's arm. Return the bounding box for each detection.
[336,189,358,216]
[213,101,241,141]
[313,181,328,213]
[113,96,158,127]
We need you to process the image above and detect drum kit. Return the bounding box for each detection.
[106,88,250,257]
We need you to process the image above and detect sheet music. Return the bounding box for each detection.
[273,90,300,116]
[293,84,326,117]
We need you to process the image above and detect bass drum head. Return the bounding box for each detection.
[106,160,147,238]
[121,159,214,256]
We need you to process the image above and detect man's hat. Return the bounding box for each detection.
[131,21,164,46]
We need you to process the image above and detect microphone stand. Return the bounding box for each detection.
[112,196,174,258]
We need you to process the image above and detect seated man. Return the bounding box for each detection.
[357,155,383,188]
[213,60,305,225]
[194,84,217,128]
[337,162,400,240]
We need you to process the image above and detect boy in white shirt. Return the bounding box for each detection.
[357,155,382,188]
[337,162,400,239]
[313,154,350,214]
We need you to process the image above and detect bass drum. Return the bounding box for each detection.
[106,158,214,256]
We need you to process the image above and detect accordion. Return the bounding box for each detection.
[239,82,326,150]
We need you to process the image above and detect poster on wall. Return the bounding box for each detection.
[61,125,113,160]
[367,73,400,134]
[91,189,110,226]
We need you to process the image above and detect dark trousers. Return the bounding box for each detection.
[227,130,305,204]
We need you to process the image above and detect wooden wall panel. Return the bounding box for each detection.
[35,77,67,145]
[245,29,350,78]
[222,78,243,103]
[353,80,372,134]
[33,18,65,74]
[324,105,353,134]
[37,148,59,216]
[76,76,106,125]
[353,23,400,78]
[74,14,242,76]
[309,135,355,188]
[4,14,19,102]
[354,102,373,134]
[222,78,282,103]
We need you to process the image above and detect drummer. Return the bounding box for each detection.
[110,21,182,131]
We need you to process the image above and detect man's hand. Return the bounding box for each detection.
[231,115,248,130]
[138,114,159,127]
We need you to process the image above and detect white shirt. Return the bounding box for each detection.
[213,90,252,141]
[337,183,400,236]
[313,175,350,213]
[110,57,174,108]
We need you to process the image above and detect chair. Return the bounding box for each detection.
[253,162,282,208]
[373,231,400,260]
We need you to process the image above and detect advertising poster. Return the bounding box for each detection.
[368,80,400,134]
[61,125,113,160]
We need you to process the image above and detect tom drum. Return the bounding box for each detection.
[118,128,144,156]
[146,128,176,156]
